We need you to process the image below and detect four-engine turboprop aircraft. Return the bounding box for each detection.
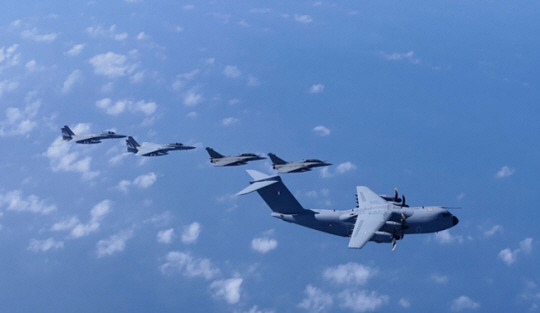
[205,147,266,166]
[268,153,332,173]
[237,170,459,250]
[61,125,126,144]
[126,136,195,157]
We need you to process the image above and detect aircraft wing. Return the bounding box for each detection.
[348,209,391,249]
[278,164,310,173]
[356,186,387,210]
[74,135,101,144]
[214,158,245,166]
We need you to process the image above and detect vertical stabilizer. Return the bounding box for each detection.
[237,170,306,214]
[206,147,224,158]
[268,153,287,165]
[61,126,75,141]
[126,136,140,153]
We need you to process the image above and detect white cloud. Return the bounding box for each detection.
[498,248,516,265]
[431,274,449,284]
[89,52,135,78]
[309,83,325,94]
[95,98,157,116]
[62,70,82,94]
[0,44,20,70]
[28,238,64,252]
[222,117,239,127]
[70,200,111,238]
[25,60,38,72]
[117,172,157,193]
[66,44,85,56]
[86,25,128,41]
[336,162,357,174]
[51,217,79,232]
[434,230,463,244]
[321,162,356,178]
[0,80,18,98]
[294,15,313,24]
[495,166,515,178]
[298,285,333,313]
[247,75,260,86]
[44,124,99,180]
[451,296,480,311]
[380,51,420,64]
[137,32,149,40]
[182,89,204,106]
[239,306,275,313]
[160,251,220,279]
[96,229,133,257]
[223,65,241,78]
[520,237,533,253]
[323,262,376,286]
[498,238,533,266]
[210,278,243,304]
[157,228,176,244]
[338,290,389,312]
[313,125,330,136]
[251,237,278,254]
[182,222,201,244]
[21,28,58,42]
[172,69,200,90]
[398,298,411,308]
[134,172,157,188]
[0,96,39,137]
[0,190,56,214]
[484,225,503,237]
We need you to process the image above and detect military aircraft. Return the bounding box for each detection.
[237,170,459,250]
[126,136,195,156]
[205,147,266,166]
[268,153,332,173]
[61,125,126,144]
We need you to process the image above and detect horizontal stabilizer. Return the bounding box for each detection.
[246,169,273,181]
[236,180,279,196]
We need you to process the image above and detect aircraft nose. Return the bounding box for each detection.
[452,216,459,226]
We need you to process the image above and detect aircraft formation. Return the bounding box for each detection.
[61,125,459,250]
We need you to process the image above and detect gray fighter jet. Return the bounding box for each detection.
[268,153,332,173]
[205,147,266,166]
[126,136,195,157]
[237,170,459,250]
[61,125,126,144]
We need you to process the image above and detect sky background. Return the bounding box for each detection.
[1,1,539,312]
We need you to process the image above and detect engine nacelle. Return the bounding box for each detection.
[371,231,393,243]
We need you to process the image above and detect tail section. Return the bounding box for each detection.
[237,170,306,214]
[206,147,224,159]
[268,153,287,165]
[61,125,75,141]
[126,136,140,153]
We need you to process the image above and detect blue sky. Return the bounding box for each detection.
[1,1,539,312]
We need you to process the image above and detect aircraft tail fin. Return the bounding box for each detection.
[61,125,75,140]
[126,136,140,153]
[206,147,224,159]
[268,153,287,165]
[237,170,306,214]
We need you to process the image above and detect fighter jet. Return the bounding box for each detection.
[268,153,332,173]
[61,125,126,144]
[126,136,195,157]
[237,170,459,250]
[205,147,266,166]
